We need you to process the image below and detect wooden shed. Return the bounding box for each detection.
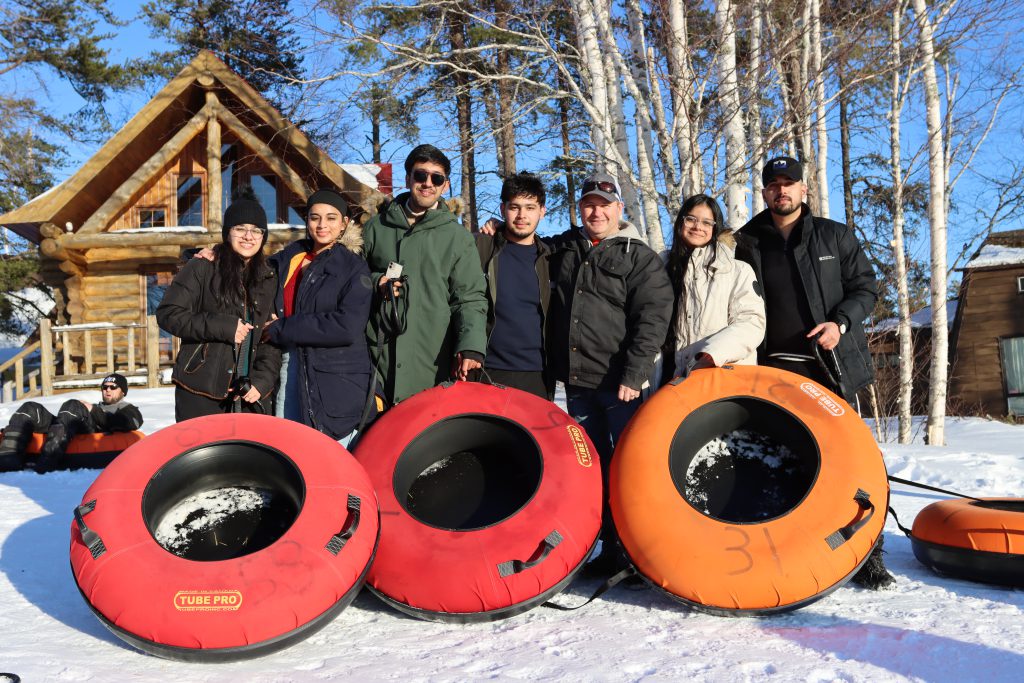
[949,229,1024,418]
[0,50,389,332]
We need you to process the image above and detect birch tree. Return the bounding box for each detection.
[716,0,749,228]
[912,0,949,446]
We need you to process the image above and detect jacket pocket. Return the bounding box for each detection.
[594,257,628,303]
[182,343,209,374]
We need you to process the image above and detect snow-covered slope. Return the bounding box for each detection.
[1,389,1022,681]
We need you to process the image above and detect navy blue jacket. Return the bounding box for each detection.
[267,239,374,439]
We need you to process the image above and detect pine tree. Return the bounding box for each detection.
[139,0,304,116]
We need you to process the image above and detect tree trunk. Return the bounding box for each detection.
[912,0,948,446]
[494,5,517,177]
[449,14,478,231]
[749,0,766,215]
[810,0,829,218]
[666,0,697,194]
[716,0,749,229]
[569,0,610,162]
[890,0,914,443]
[838,66,854,231]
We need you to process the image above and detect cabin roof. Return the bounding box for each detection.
[0,50,384,243]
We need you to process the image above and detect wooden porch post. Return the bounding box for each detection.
[40,319,54,396]
[146,315,160,388]
[207,90,223,234]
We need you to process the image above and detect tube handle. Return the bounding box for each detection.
[497,530,563,577]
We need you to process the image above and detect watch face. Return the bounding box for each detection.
[839,323,848,335]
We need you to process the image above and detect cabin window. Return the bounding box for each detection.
[176,175,204,226]
[138,207,167,229]
[1017,275,1024,294]
[252,175,279,223]
[1000,336,1024,416]
[287,205,305,226]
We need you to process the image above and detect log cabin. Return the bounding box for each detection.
[0,50,390,346]
[949,229,1024,418]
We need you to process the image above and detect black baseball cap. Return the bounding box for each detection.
[762,157,803,185]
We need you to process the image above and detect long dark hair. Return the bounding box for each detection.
[212,240,267,306]
[666,194,725,298]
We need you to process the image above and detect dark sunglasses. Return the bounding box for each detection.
[101,384,119,390]
[412,169,447,187]
[581,180,619,196]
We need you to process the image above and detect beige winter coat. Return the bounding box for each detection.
[670,233,766,376]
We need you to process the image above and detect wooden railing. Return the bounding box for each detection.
[0,316,179,399]
[0,340,43,403]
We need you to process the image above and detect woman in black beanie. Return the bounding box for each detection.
[157,197,282,421]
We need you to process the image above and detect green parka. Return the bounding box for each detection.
[364,193,488,403]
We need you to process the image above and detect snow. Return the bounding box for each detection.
[964,243,1024,269]
[2,388,1024,680]
[868,301,957,333]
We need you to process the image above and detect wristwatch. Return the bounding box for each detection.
[834,320,848,335]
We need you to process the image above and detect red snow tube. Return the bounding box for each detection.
[910,497,1024,587]
[354,382,602,621]
[21,430,144,469]
[611,365,889,615]
[69,414,379,661]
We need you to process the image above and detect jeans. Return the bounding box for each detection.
[276,348,302,420]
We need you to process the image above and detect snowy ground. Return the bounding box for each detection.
[1,388,1023,682]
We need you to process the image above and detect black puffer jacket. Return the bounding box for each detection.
[735,206,878,398]
[157,258,281,408]
[547,222,674,390]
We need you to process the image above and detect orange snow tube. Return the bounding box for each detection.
[23,430,145,469]
[910,498,1024,587]
[611,364,888,615]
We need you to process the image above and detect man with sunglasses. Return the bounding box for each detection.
[363,144,488,405]
[0,373,143,473]
[547,172,673,573]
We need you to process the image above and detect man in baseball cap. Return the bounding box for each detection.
[0,372,143,473]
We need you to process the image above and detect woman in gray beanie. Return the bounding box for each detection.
[157,196,282,421]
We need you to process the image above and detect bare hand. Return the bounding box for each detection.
[808,322,841,351]
[618,384,640,402]
[689,352,716,371]
[378,275,403,298]
[454,353,482,381]
[241,386,263,403]
[235,320,254,344]
[479,218,501,236]
[194,247,215,261]
[79,400,92,411]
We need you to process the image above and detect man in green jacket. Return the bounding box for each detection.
[363,144,488,405]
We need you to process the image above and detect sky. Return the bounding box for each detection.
[4,0,1023,255]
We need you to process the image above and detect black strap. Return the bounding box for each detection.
[809,333,848,399]
[73,499,106,559]
[824,489,875,550]
[888,505,913,536]
[325,494,361,555]
[544,567,637,611]
[887,474,984,502]
[497,530,562,578]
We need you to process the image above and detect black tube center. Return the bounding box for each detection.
[669,398,820,523]
[142,441,304,561]
[393,415,542,531]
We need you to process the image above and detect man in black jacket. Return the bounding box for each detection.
[736,156,892,589]
[0,373,144,473]
[475,172,553,399]
[548,173,674,572]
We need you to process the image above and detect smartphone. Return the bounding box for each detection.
[385,262,404,280]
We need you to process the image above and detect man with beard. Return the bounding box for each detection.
[0,373,143,473]
[735,156,891,588]
[474,172,553,399]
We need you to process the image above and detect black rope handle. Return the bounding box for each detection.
[73,500,106,559]
[824,489,875,550]
[888,475,985,502]
[325,494,361,556]
[497,530,562,578]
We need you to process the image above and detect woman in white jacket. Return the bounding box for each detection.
[663,194,766,379]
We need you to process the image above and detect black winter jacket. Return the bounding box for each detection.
[547,222,674,390]
[90,400,144,432]
[266,239,373,439]
[734,206,878,398]
[157,258,281,408]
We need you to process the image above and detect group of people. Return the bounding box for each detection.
[0,145,890,588]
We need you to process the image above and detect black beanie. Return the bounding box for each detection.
[222,199,269,245]
[101,373,129,394]
[306,189,349,217]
